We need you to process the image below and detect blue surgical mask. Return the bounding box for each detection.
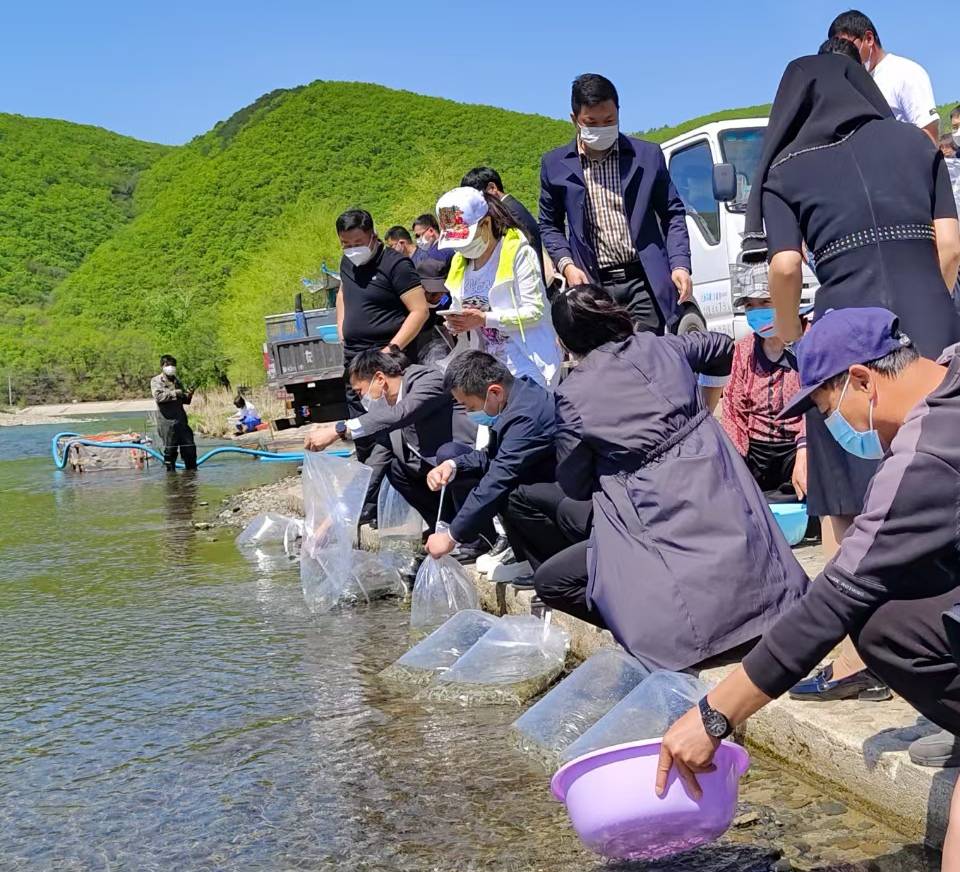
[824,374,884,460]
[467,391,502,427]
[745,307,776,337]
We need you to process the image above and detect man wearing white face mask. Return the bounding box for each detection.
[335,208,430,522]
[829,10,941,145]
[657,307,960,795]
[538,73,692,334]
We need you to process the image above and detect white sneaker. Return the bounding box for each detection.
[476,546,514,575]
[490,560,532,583]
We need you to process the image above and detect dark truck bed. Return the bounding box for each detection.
[264,308,347,427]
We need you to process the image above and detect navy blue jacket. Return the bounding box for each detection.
[538,134,691,327]
[449,377,557,543]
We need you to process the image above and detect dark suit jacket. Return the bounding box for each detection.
[538,134,691,327]
[355,365,474,473]
[448,377,557,543]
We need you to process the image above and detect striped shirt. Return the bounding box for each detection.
[580,141,638,268]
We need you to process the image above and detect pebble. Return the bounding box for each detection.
[194,521,212,530]
[818,800,846,816]
[733,811,761,828]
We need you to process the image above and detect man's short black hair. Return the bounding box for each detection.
[335,209,374,234]
[822,342,919,392]
[347,348,408,382]
[160,354,177,366]
[952,106,960,120]
[442,350,514,397]
[384,225,412,243]
[828,10,882,48]
[234,395,246,409]
[571,73,620,117]
[818,36,863,63]
[461,167,505,193]
[412,213,439,233]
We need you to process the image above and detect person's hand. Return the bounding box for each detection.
[655,705,719,800]
[425,530,457,559]
[562,263,591,288]
[792,447,808,500]
[445,308,486,333]
[672,268,693,304]
[426,460,457,492]
[303,424,339,452]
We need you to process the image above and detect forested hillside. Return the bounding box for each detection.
[0,114,168,308]
[2,85,957,401]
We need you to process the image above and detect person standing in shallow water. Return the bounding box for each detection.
[742,51,960,705]
[150,355,197,471]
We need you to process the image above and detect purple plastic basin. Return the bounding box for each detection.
[551,737,750,861]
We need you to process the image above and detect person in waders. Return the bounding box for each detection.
[150,355,197,471]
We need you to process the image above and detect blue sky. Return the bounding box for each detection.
[3,1,956,145]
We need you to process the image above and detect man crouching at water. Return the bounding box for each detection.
[658,308,960,803]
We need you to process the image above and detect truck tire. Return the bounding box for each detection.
[675,308,707,335]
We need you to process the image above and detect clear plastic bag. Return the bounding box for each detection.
[235,512,301,547]
[561,670,709,762]
[511,649,650,767]
[377,478,423,554]
[410,555,479,632]
[428,614,570,706]
[301,548,407,614]
[299,453,373,614]
[380,609,499,686]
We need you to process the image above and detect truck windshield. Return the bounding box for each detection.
[719,127,765,212]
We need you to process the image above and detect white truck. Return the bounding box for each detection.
[660,117,818,338]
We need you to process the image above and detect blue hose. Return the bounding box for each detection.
[51,432,350,470]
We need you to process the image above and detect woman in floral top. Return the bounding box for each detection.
[721,266,807,499]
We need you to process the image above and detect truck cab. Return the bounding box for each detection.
[660,118,818,337]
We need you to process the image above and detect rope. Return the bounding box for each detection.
[50,432,350,470]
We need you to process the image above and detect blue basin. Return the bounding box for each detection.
[769,502,809,546]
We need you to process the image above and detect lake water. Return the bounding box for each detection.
[0,417,941,870]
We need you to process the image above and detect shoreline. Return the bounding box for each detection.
[220,473,956,848]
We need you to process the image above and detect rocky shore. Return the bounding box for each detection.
[214,474,303,528]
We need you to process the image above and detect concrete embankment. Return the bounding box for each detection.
[231,478,957,847]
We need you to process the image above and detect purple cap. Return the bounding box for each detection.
[779,307,910,419]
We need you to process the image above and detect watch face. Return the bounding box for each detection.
[704,710,728,738]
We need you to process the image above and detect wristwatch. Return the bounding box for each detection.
[698,696,733,740]
[335,421,348,440]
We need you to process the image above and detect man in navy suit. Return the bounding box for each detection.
[538,73,692,334]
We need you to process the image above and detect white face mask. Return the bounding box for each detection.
[953,131,960,148]
[579,124,619,152]
[459,232,490,260]
[162,365,176,377]
[863,42,875,74]
[416,235,433,251]
[344,243,375,266]
[360,380,388,411]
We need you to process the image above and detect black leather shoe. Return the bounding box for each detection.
[788,665,892,702]
[452,539,490,565]
[509,574,536,591]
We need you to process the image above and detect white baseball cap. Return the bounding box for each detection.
[436,186,489,250]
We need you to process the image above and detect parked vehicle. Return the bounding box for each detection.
[661,118,819,337]
[263,266,346,428]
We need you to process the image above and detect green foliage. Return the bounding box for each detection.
[3,84,958,401]
[638,104,774,143]
[0,114,168,307]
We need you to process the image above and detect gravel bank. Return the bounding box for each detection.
[214,474,303,529]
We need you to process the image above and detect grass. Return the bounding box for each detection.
[188,385,287,438]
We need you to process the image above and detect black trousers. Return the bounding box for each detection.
[384,456,452,534]
[746,439,797,501]
[854,586,960,735]
[502,482,592,569]
[158,417,197,470]
[599,265,665,335]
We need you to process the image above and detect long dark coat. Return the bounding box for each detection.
[555,331,809,671]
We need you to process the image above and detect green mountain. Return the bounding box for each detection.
[2,85,958,401]
[0,114,168,308]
